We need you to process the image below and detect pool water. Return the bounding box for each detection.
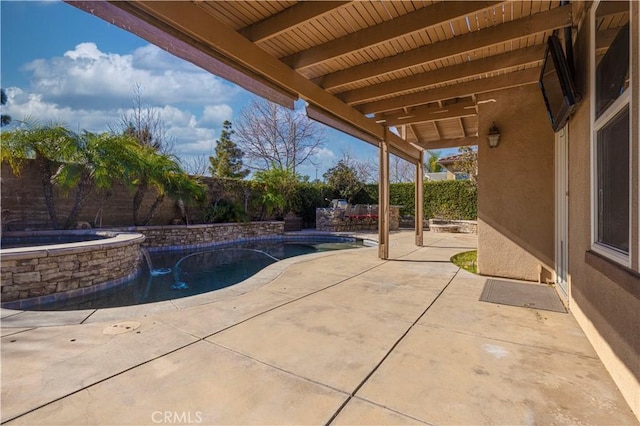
[31,238,364,311]
[1,234,106,249]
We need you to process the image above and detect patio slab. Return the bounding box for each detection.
[356,325,637,425]
[1,317,197,423]
[209,297,413,393]
[8,341,347,425]
[416,270,598,358]
[332,397,428,425]
[151,287,293,338]
[1,231,637,424]
[0,308,95,328]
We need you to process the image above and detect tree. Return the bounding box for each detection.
[128,146,206,225]
[253,164,300,219]
[113,86,180,225]
[209,120,249,179]
[235,97,326,172]
[425,150,442,173]
[53,131,142,229]
[1,121,140,229]
[455,146,478,182]
[1,88,11,127]
[323,160,364,203]
[390,155,414,183]
[2,121,77,228]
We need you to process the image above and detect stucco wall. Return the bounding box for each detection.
[477,84,556,282]
[566,3,640,417]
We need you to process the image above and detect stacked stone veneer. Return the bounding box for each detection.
[1,222,285,306]
[316,206,400,232]
[429,219,478,234]
[1,232,144,303]
[113,222,284,249]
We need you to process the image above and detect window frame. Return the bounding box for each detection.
[590,0,633,267]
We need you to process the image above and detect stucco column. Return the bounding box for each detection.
[415,150,424,246]
[378,137,390,259]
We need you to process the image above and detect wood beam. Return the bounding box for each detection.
[308,104,422,162]
[413,137,479,150]
[375,101,477,127]
[283,1,501,69]
[596,1,629,18]
[105,1,419,162]
[415,150,424,247]
[378,138,390,260]
[239,1,350,43]
[432,122,441,139]
[358,67,541,114]
[318,5,571,90]
[340,44,545,105]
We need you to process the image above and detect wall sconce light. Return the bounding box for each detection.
[487,122,500,148]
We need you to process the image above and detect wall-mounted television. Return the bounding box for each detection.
[538,35,579,132]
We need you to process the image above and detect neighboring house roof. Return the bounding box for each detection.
[437,153,466,168]
[437,153,465,173]
[437,152,477,175]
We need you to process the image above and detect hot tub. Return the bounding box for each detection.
[1,230,145,306]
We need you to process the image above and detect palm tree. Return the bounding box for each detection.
[425,150,443,173]
[53,131,141,229]
[1,121,77,228]
[130,146,206,225]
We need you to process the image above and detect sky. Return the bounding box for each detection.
[0,1,452,180]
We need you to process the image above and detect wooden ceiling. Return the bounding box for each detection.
[68,0,577,163]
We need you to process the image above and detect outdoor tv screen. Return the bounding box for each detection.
[539,35,578,132]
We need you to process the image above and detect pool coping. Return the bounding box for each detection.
[0,231,378,328]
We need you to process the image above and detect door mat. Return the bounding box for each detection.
[479,279,567,313]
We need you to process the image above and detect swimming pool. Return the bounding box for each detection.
[27,237,365,311]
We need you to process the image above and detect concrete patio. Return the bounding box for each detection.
[1,231,637,425]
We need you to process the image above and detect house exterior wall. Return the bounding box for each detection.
[567,2,640,417]
[477,84,556,282]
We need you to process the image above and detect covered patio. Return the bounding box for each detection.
[67,0,574,259]
[1,231,636,424]
[6,0,638,422]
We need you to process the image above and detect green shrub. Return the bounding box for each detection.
[423,180,477,220]
[204,198,248,223]
[358,180,477,220]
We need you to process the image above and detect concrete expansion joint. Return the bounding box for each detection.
[325,268,461,425]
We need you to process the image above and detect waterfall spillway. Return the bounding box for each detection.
[141,247,172,276]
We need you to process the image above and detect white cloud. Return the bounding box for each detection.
[22,42,239,109]
[3,42,245,168]
[315,147,336,163]
[200,104,233,125]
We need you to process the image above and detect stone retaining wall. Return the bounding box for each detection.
[316,206,400,232]
[1,222,285,306]
[1,232,144,303]
[429,219,478,234]
[111,222,284,249]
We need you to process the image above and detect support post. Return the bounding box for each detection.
[415,150,424,246]
[378,136,390,259]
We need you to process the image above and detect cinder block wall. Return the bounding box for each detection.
[1,160,201,228]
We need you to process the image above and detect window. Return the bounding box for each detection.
[592,0,631,262]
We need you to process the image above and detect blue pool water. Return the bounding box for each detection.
[31,237,364,311]
[1,234,106,249]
